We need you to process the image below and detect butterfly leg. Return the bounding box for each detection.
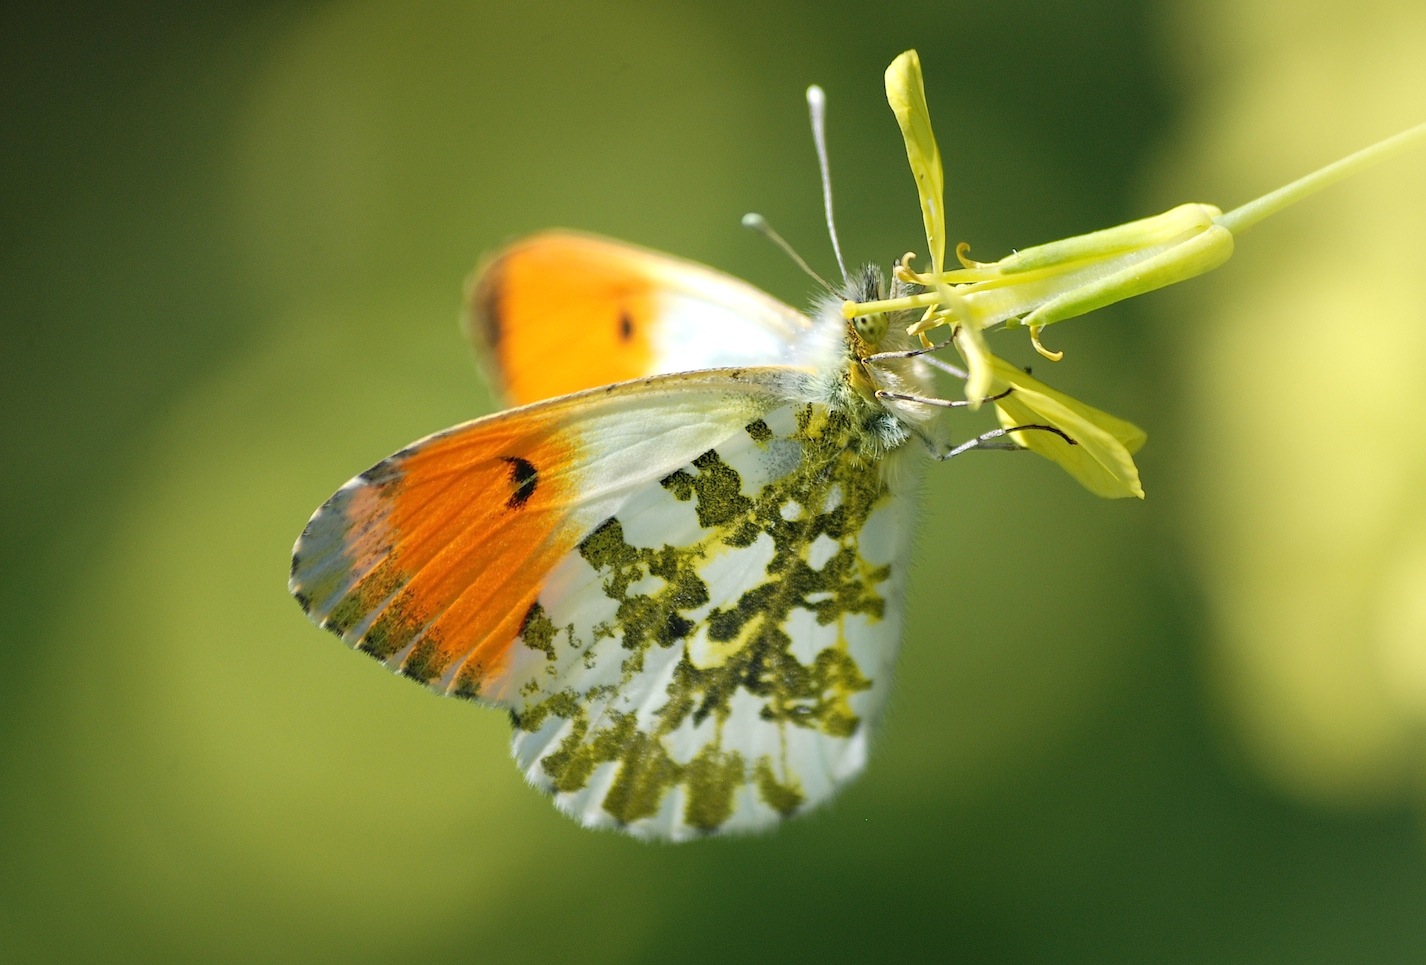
[875,386,1013,408]
[934,423,1076,461]
[862,340,967,381]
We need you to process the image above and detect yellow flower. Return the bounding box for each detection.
[880,49,1145,496]
[863,48,1425,499]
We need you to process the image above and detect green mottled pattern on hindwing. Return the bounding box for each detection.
[518,403,900,834]
[578,518,712,653]
[660,450,753,529]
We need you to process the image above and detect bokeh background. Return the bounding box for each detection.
[4,0,1426,961]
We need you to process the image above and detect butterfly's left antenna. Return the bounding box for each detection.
[807,84,849,283]
[741,212,835,292]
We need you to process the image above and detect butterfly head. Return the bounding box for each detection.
[844,263,890,350]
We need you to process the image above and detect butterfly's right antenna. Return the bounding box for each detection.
[807,84,849,283]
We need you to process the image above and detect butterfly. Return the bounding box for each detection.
[288,84,975,841]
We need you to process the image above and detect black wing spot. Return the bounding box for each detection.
[619,311,634,341]
[501,456,539,509]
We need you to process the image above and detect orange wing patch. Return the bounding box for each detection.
[293,411,584,701]
[468,233,659,406]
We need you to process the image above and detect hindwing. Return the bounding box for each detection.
[502,402,919,839]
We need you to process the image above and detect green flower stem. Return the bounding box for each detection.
[1215,120,1426,235]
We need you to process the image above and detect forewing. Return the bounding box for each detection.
[466,231,817,406]
[290,368,804,699]
[504,403,921,840]
[291,367,918,841]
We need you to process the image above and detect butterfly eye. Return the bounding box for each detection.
[853,312,888,346]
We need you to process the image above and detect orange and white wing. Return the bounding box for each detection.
[290,370,917,840]
[465,231,824,406]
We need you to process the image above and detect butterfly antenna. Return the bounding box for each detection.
[741,212,835,292]
[807,84,849,283]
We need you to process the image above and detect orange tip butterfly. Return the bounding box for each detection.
[290,82,973,841]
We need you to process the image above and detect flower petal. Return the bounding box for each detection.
[951,312,997,407]
[990,359,1146,499]
[885,50,946,273]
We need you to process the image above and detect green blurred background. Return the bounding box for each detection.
[5,0,1426,961]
